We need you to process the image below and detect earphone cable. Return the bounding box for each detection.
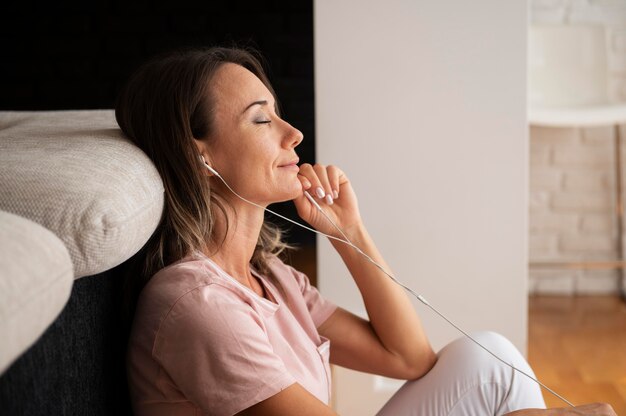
[307,193,574,407]
[211,171,575,408]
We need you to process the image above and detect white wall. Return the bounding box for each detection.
[314,1,528,414]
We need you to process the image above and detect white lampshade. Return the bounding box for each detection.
[528,24,626,127]
[529,24,608,107]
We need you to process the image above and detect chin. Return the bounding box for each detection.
[274,182,304,203]
[278,190,303,203]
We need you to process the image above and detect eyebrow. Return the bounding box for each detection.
[242,100,268,114]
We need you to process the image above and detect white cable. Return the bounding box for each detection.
[212,171,575,408]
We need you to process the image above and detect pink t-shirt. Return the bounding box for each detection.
[127,251,337,416]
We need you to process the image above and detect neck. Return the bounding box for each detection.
[206,194,265,283]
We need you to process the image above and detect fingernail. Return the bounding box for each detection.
[316,187,325,198]
[333,190,339,199]
[326,194,333,205]
[303,180,311,189]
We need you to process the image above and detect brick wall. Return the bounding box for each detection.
[529,0,626,294]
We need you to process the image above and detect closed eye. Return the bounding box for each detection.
[255,120,271,124]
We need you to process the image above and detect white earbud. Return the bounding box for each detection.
[199,155,220,177]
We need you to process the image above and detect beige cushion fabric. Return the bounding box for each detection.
[0,210,74,374]
[0,110,164,278]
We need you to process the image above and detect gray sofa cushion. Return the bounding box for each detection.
[0,210,73,374]
[0,110,164,278]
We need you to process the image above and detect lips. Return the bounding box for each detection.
[278,158,299,167]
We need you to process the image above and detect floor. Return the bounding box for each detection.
[528,295,626,414]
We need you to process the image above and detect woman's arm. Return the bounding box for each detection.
[294,163,436,379]
[292,165,615,413]
[318,224,437,379]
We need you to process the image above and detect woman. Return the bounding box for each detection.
[116,47,615,416]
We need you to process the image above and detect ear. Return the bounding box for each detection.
[193,138,215,176]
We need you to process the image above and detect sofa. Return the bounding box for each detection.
[0,110,165,415]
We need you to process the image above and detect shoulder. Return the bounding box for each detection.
[133,256,271,348]
[139,256,223,308]
[133,255,260,335]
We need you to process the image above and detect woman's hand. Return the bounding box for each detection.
[295,164,437,380]
[293,163,362,238]
[560,403,616,415]
[505,403,616,416]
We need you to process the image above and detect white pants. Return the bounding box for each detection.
[377,332,546,416]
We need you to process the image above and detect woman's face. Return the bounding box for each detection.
[202,63,303,206]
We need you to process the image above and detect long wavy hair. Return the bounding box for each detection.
[115,47,291,315]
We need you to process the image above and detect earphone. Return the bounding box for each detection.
[200,155,220,177]
[199,156,575,408]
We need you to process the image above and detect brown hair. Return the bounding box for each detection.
[115,47,291,314]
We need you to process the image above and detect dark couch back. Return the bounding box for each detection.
[0,264,132,415]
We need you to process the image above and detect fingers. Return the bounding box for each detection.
[327,165,341,199]
[297,173,312,192]
[313,164,334,205]
[298,163,339,205]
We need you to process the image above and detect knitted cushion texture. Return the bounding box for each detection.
[0,110,164,278]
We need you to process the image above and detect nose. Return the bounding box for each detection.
[283,121,303,149]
